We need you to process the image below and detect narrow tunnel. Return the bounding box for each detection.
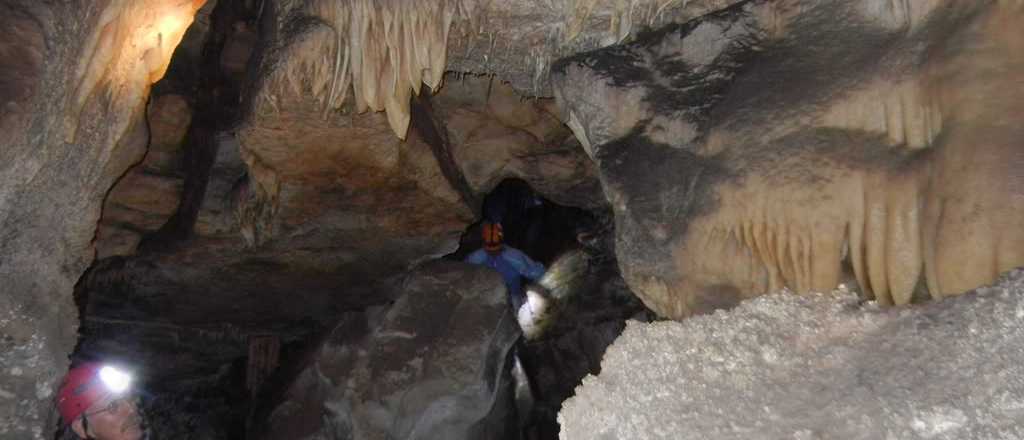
[449,178,592,265]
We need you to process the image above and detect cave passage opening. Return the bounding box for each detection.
[449,177,597,266]
[446,177,654,440]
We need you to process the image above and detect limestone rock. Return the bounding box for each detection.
[95,93,191,258]
[0,1,205,437]
[239,66,474,248]
[559,271,1024,439]
[145,93,193,173]
[220,21,257,80]
[552,0,1023,318]
[194,132,250,237]
[249,0,749,139]
[446,0,750,96]
[256,261,521,440]
[433,76,603,209]
[9,1,1019,438]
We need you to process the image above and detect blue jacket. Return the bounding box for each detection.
[466,247,546,300]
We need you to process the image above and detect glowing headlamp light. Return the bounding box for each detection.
[98,366,133,394]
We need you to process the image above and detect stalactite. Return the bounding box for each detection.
[260,0,468,139]
[261,0,680,139]
[820,79,942,149]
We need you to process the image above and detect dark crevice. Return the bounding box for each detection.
[244,313,361,437]
[448,178,598,266]
[138,119,219,252]
[410,88,481,217]
[138,0,249,253]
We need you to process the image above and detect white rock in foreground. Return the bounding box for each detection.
[559,270,1024,440]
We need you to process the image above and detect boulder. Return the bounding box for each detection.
[256,261,521,440]
[559,270,1024,439]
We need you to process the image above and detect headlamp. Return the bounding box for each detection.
[98,365,133,394]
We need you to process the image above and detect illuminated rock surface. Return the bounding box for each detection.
[560,270,1024,440]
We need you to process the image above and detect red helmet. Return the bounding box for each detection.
[56,362,133,425]
[482,222,503,252]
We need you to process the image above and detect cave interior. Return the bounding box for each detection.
[1,0,1022,439]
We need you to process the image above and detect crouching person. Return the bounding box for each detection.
[56,362,144,440]
[465,221,547,311]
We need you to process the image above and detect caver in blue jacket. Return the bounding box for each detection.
[466,222,546,309]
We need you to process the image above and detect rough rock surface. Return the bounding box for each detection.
[92,0,219,258]
[559,270,1024,439]
[433,76,603,209]
[250,0,747,138]
[237,98,474,253]
[95,93,191,258]
[255,261,521,440]
[77,313,252,439]
[552,0,1024,319]
[0,1,204,437]
[446,0,748,96]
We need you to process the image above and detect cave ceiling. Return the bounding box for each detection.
[85,0,739,339]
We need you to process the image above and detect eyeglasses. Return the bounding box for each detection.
[83,395,137,417]
[79,395,140,438]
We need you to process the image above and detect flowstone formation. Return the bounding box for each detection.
[553,0,1024,319]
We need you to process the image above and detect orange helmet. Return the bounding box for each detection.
[482,222,503,252]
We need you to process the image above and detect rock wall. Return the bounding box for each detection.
[553,0,1024,319]
[431,76,603,209]
[94,0,215,258]
[95,93,192,258]
[0,1,204,437]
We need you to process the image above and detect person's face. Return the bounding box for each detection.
[71,394,144,440]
